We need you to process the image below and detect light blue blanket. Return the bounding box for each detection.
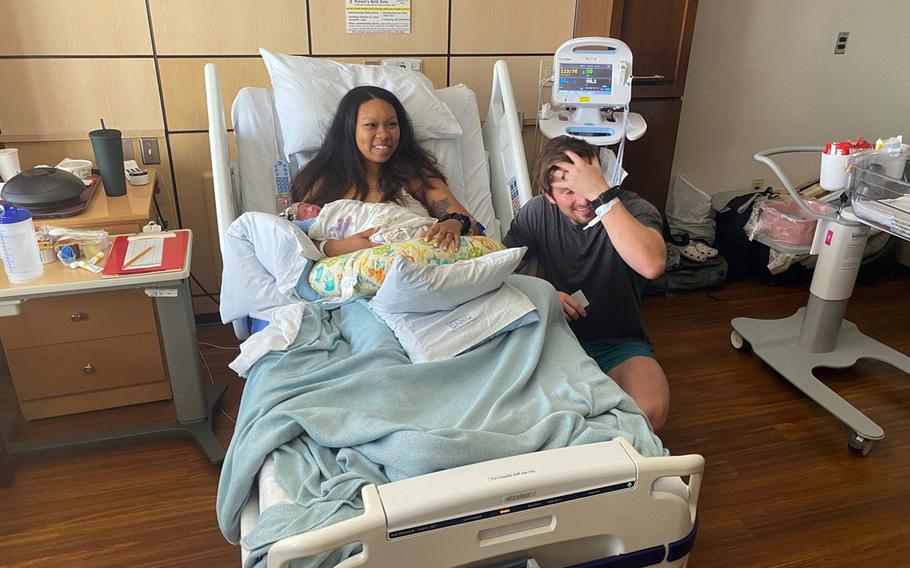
[217,275,665,567]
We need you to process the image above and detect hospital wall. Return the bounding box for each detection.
[0,0,580,314]
[671,0,910,197]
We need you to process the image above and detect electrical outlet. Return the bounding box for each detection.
[834,32,849,55]
[752,178,765,192]
[140,137,160,165]
[381,58,422,72]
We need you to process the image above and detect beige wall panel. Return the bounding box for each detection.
[0,59,162,137]
[0,0,152,56]
[149,0,309,55]
[327,57,448,89]
[451,0,576,54]
[522,125,545,180]
[310,0,447,55]
[159,58,271,131]
[8,138,179,233]
[449,56,550,122]
[168,133,235,308]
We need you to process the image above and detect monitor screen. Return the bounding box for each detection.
[558,63,613,95]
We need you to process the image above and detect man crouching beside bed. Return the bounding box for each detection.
[503,136,670,431]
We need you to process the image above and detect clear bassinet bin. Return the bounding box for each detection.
[847,146,910,240]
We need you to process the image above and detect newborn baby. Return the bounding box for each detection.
[295,198,436,245]
[290,202,324,232]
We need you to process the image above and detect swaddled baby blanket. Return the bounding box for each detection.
[307,197,435,244]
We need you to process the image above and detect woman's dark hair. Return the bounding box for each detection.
[290,86,445,207]
[533,135,599,195]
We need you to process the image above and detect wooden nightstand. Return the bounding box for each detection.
[0,178,225,485]
[0,172,166,419]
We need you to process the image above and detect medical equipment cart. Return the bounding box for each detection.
[730,146,910,456]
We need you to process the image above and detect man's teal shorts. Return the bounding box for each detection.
[580,340,653,374]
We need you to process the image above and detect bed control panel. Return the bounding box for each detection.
[378,440,636,537]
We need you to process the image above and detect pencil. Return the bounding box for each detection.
[122,246,153,269]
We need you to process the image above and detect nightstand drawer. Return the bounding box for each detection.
[0,289,158,350]
[7,333,168,402]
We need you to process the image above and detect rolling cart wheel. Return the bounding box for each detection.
[730,330,750,352]
[848,434,873,457]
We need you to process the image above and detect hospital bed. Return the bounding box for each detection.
[204,54,704,568]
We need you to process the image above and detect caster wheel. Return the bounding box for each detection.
[848,434,873,457]
[730,330,751,352]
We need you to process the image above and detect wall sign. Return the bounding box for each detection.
[345,0,411,34]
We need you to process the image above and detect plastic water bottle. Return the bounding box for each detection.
[0,205,44,283]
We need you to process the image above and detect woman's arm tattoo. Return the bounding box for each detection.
[429,197,452,217]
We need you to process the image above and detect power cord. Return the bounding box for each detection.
[191,273,221,306]
[199,348,237,424]
[148,167,221,307]
[533,75,555,171]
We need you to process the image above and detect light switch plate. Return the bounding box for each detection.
[140,137,160,164]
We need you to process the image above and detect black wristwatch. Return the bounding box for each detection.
[589,185,622,210]
[439,212,473,235]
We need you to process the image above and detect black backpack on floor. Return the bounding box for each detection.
[714,190,775,280]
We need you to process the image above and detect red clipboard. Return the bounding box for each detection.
[102,230,189,277]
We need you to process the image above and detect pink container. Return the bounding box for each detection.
[754,200,834,246]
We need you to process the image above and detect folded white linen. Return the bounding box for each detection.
[229,303,308,378]
[220,212,323,324]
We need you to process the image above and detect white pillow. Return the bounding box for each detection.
[433,85,499,241]
[370,247,526,313]
[372,283,538,364]
[260,49,462,157]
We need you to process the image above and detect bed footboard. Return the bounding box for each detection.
[263,438,704,568]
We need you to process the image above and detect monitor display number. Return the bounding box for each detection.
[558,63,613,94]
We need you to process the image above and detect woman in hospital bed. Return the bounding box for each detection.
[283,85,481,254]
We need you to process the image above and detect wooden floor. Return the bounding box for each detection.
[1,270,909,567]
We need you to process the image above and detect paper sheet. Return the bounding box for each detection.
[345,0,410,34]
[124,238,164,269]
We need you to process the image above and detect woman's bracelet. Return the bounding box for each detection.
[438,212,473,235]
[317,239,329,256]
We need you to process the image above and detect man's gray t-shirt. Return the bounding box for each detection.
[502,191,662,346]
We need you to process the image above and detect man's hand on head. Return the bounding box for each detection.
[557,291,588,321]
[549,150,608,202]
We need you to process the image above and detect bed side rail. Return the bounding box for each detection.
[204,62,240,254]
[482,60,533,239]
[204,63,249,340]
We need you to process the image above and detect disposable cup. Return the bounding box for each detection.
[819,152,849,191]
[0,148,21,182]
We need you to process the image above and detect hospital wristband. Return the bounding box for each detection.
[317,239,329,256]
[594,197,620,218]
[583,197,620,231]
